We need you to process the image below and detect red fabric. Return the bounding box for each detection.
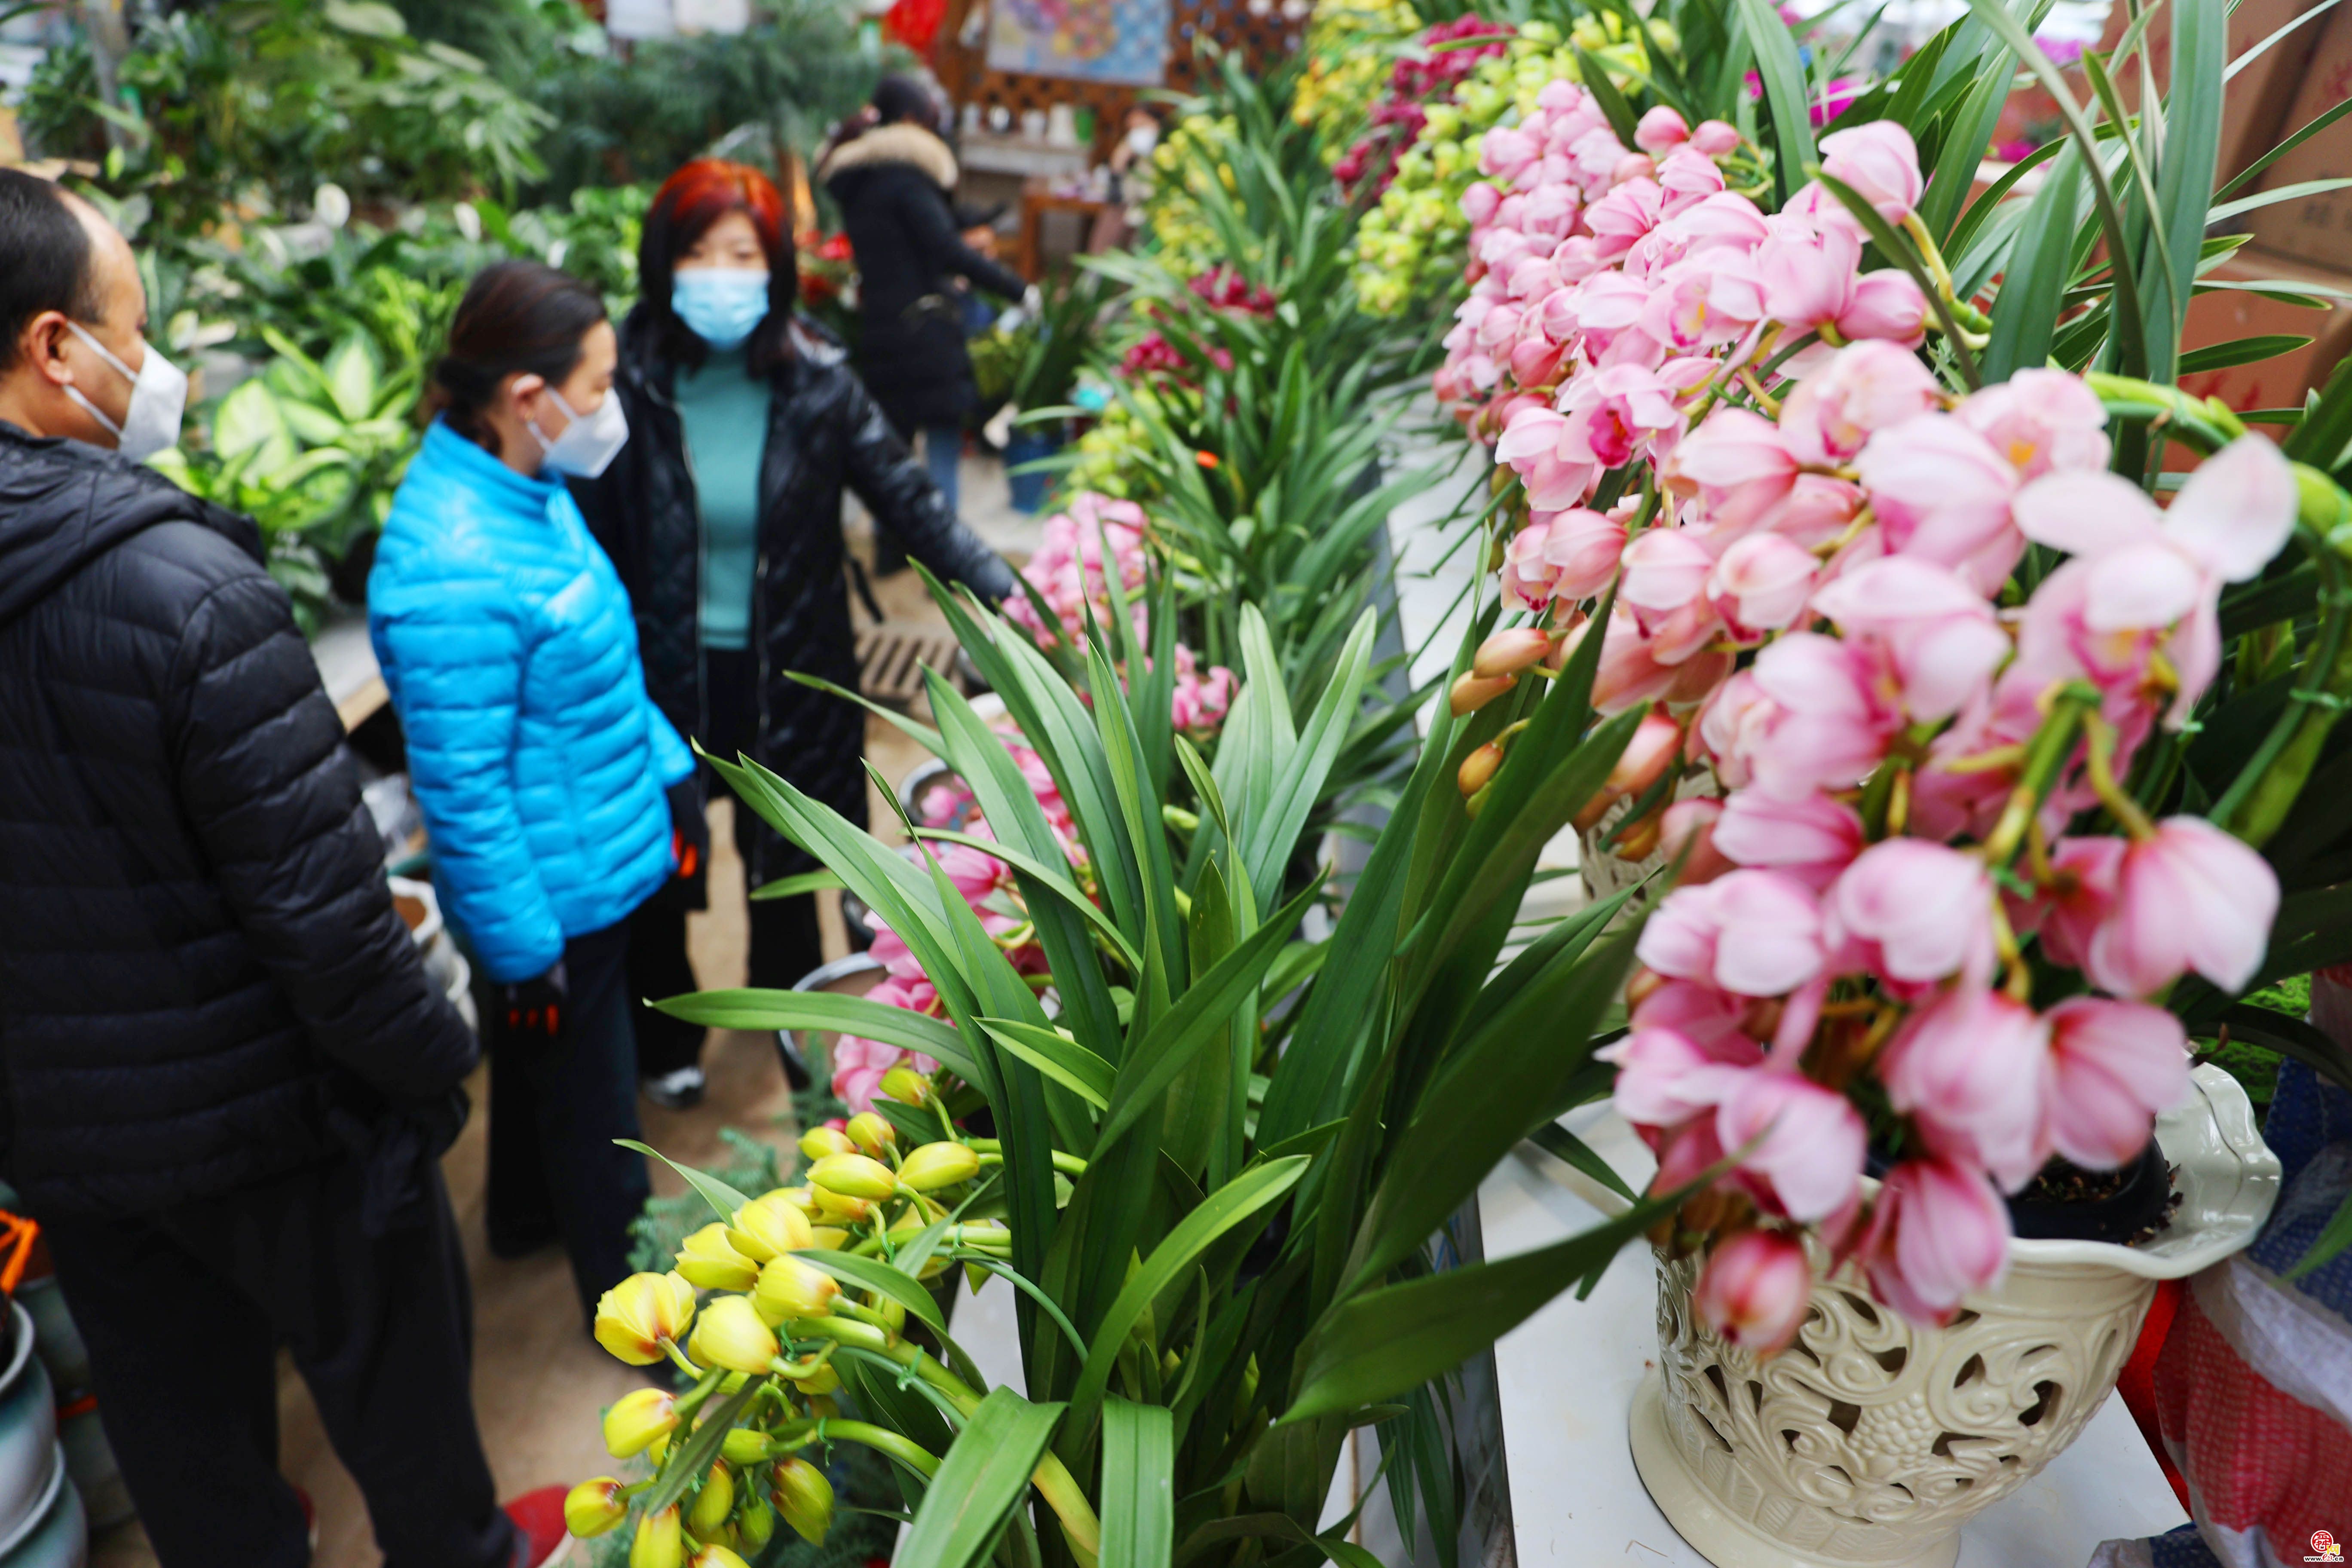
[2117,1277,2190,1509]
[883,0,945,53]
[2156,1289,2352,1549]
[503,1485,572,1568]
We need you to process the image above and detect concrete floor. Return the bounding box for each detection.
[89,452,1038,1568]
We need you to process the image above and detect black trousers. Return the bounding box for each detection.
[41,1156,514,1568]
[485,919,651,1324]
[631,645,829,1078]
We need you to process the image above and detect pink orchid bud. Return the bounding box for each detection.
[1660,797,1735,884]
[2043,997,2190,1168]
[1459,181,1503,227]
[1716,1067,1868,1221]
[1635,106,1691,153]
[1757,224,1861,332]
[1508,336,1570,389]
[1537,507,1628,600]
[1836,269,1929,346]
[1638,869,1826,998]
[1819,121,1925,225]
[2092,817,2280,999]
[1619,529,1716,620]
[1778,340,1942,467]
[1827,838,1997,990]
[1670,408,1801,535]
[1450,671,1518,716]
[1583,178,1664,260]
[1854,413,2024,594]
[1689,119,1742,156]
[1612,152,1659,186]
[1807,556,2008,723]
[1609,709,1685,797]
[1740,633,1895,798]
[1953,369,2111,481]
[1694,1230,1814,1354]
[1598,1024,1748,1129]
[1473,626,1557,679]
[1656,147,1727,215]
[1761,475,1867,551]
[1878,986,2053,1192]
[1862,1157,2011,1324]
[1711,787,1863,889]
[1709,532,1819,634]
[1479,126,1539,181]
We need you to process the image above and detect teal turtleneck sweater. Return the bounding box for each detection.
[673,346,769,651]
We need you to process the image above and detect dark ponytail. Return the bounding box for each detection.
[429,260,607,453]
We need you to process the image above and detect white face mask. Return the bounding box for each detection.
[528,385,629,479]
[64,321,188,462]
[1127,126,1158,157]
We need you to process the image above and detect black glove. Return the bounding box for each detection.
[500,962,568,1041]
[668,776,710,883]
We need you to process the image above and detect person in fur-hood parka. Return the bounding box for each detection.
[819,76,1029,453]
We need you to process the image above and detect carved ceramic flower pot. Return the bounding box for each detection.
[1629,1064,2282,1568]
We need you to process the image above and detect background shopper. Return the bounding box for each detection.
[572,159,1016,1107]
[0,169,557,1568]
[818,75,1034,515]
[370,260,697,1320]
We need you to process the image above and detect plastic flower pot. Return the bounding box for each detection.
[0,1304,72,1562]
[1004,427,1066,514]
[1631,1066,2281,1568]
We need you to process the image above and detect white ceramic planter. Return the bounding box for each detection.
[1629,1064,2281,1568]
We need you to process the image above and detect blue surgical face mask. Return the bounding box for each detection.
[672,267,772,351]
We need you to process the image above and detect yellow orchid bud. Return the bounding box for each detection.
[594,1272,697,1366]
[1473,626,1558,679]
[810,1224,851,1250]
[564,1478,628,1539]
[1458,741,1504,798]
[773,1456,836,1545]
[631,1505,683,1568]
[808,1153,898,1201]
[897,1141,981,1191]
[722,1425,772,1466]
[601,1387,678,1458]
[738,1491,776,1549]
[687,1547,751,1568]
[1450,671,1517,716]
[788,1360,842,1396]
[879,1066,930,1104]
[726,1194,815,1264]
[798,1126,856,1162]
[775,1185,819,1215]
[811,1186,872,1222]
[687,1461,735,1538]
[686,1295,781,1375]
[844,1112,896,1156]
[675,1223,761,1293]
[753,1254,839,1325]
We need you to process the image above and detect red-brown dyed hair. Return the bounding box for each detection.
[640,158,799,374]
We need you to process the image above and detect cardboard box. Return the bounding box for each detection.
[2171,249,2352,466]
[2095,0,2331,186]
[2245,0,2352,272]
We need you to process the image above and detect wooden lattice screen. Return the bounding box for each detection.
[931,0,1304,156]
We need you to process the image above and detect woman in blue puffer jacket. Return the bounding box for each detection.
[370,261,698,1323]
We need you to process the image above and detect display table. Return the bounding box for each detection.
[308,608,386,732]
[1481,1106,2193,1565]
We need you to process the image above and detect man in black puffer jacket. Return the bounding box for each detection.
[0,172,544,1567]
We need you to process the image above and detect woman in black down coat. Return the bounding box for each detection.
[570,159,1016,1108]
[818,76,1032,514]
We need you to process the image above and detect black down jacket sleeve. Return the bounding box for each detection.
[896,177,1029,303]
[839,374,1020,603]
[168,566,478,1102]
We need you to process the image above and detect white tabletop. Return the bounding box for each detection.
[1480,1106,2193,1567]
